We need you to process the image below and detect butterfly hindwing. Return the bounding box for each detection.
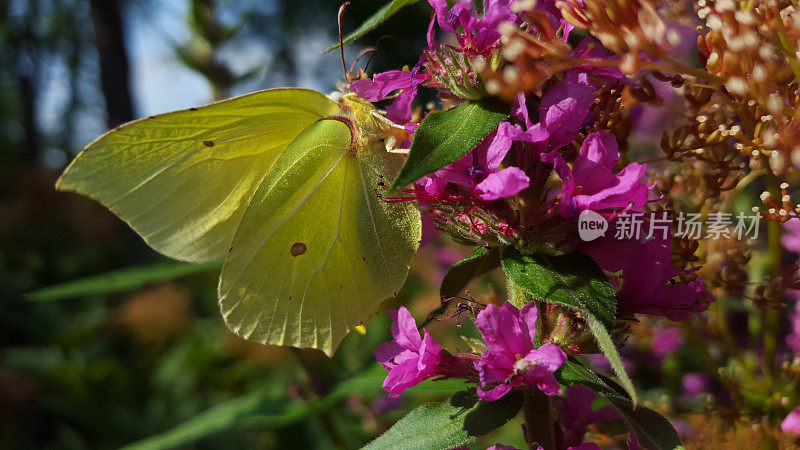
[218,119,421,355]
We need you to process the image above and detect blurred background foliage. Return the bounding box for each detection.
[0,0,492,448]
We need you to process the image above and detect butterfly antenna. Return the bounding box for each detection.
[338,2,351,82]
[350,47,376,75]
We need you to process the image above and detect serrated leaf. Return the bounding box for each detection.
[501,248,636,402]
[441,246,501,298]
[27,260,223,301]
[500,248,615,328]
[556,360,685,450]
[585,314,637,405]
[390,99,508,192]
[363,390,523,450]
[325,0,421,53]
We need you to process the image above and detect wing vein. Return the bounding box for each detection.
[357,163,390,272]
[297,159,349,344]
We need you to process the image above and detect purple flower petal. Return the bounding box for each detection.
[350,70,417,101]
[477,379,516,401]
[474,302,566,401]
[538,73,596,149]
[512,92,533,128]
[568,444,602,450]
[476,303,531,356]
[573,131,619,178]
[389,307,422,350]
[782,219,800,254]
[386,85,417,124]
[488,445,520,450]
[485,122,526,169]
[475,167,530,201]
[681,372,712,398]
[374,307,447,397]
[523,343,568,372]
[651,326,684,358]
[782,406,800,435]
[475,350,515,385]
[382,357,426,397]
[418,329,443,370]
[579,235,713,320]
[520,302,539,344]
[373,340,404,369]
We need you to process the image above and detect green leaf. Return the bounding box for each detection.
[123,365,468,450]
[325,0,421,53]
[363,390,523,450]
[500,248,615,327]
[441,246,501,299]
[124,367,385,449]
[501,248,637,402]
[556,360,685,450]
[121,390,274,450]
[585,314,638,405]
[27,260,223,301]
[389,99,509,192]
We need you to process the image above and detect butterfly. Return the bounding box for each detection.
[57,88,422,355]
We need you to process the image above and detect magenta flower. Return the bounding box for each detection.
[651,326,684,358]
[782,406,800,435]
[350,68,427,124]
[527,73,597,153]
[569,444,602,450]
[373,307,447,397]
[427,0,576,56]
[570,37,627,81]
[579,235,712,321]
[487,444,599,450]
[543,131,651,220]
[555,385,617,448]
[473,302,567,401]
[782,219,800,254]
[536,0,577,40]
[427,0,515,56]
[681,372,712,398]
[422,122,531,201]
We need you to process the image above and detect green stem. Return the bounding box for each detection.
[680,321,744,407]
[710,302,747,369]
[522,387,556,450]
[763,170,783,382]
[291,349,346,447]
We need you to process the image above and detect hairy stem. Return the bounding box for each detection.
[522,387,556,450]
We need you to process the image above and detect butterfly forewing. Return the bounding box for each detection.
[56,88,340,263]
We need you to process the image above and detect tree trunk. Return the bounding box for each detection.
[88,0,134,128]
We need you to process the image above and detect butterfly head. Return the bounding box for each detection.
[339,93,413,153]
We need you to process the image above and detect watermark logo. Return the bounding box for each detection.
[578,210,608,241]
[576,210,761,241]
